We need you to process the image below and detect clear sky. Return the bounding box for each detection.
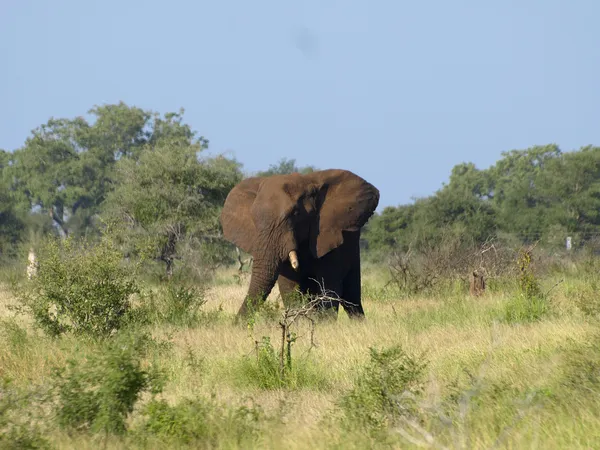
[1,0,599,210]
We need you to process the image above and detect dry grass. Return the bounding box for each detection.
[1,266,599,449]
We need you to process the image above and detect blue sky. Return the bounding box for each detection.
[1,0,599,210]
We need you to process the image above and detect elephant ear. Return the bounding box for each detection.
[310,170,380,258]
[220,177,263,254]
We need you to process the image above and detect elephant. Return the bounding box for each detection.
[219,168,380,320]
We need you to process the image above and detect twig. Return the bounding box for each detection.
[544,278,564,298]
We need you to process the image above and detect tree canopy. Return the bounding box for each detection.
[363,143,600,258]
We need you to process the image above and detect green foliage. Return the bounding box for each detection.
[159,282,207,325]
[6,102,600,280]
[255,157,317,177]
[233,336,329,390]
[0,186,26,259]
[138,397,264,447]
[51,331,164,435]
[501,295,550,324]
[134,282,219,327]
[16,232,139,339]
[502,247,549,324]
[3,103,214,239]
[0,379,52,449]
[338,345,428,435]
[101,135,243,278]
[517,247,542,299]
[364,144,600,259]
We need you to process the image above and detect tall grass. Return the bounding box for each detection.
[1,251,599,449]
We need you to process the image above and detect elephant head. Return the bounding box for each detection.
[220,169,380,317]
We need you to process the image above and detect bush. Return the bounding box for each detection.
[132,281,223,328]
[51,331,164,435]
[138,397,264,447]
[338,345,428,435]
[501,246,550,324]
[501,295,549,324]
[16,233,139,339]
[156,282,207,326]
[502,296,550,323]
[0,379,52,450]
[232,336,329,391]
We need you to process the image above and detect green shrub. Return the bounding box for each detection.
[338,345,428,435]
[0,378,52,450]
[161,282,206,324]
[517,248,542,300]
[0,425,51,450]
[501,247,550,324]
[51,331,164,435]
[133,282,224,327]
[138,397,264,447]
[501,294,549,324]
[17,234,139,339]
[232,336,329,390]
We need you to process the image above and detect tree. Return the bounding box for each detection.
[0,185,25,258]
[102,136,243,278]
[256,158,317,177]
[5,102,207,240]
[362,205,416,256]
[486,144,562,240]
[535,146,600,239]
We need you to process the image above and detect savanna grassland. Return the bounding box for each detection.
[2,249,600,450]
[3,104,600,448]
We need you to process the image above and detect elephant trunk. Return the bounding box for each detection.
[237,257,279,319]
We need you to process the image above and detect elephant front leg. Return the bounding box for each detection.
[304,276,341,319]
[341,264,365,319]
[277,274,306,309]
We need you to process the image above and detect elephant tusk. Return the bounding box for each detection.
[289,250,299,271]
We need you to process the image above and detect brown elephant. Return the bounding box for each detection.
[220,168,380,320]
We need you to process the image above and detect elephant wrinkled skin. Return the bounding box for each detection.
[220,169,380,320]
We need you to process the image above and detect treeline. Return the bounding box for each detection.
[1,102,599,275]
[0,102,323,278]
[0,103,243,275]
[363,144,600,259]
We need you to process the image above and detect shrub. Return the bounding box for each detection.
[16,233,139,339]
[338,345,428,435]
[149,282,212,326]
[501,246,550,324]
[0,424,51,450]
[501,295,550,324]
[132,282,223,327]
[51,331,164,435]
[138,397,264,447]
[161,282,206,324]
[232,336,329,390]
[0,379,52,450]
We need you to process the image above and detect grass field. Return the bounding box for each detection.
[1,261,600,449]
